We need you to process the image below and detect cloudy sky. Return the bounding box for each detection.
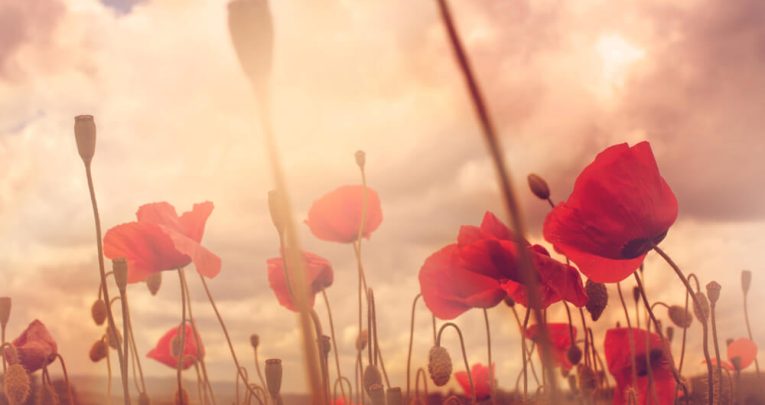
[1,0,764,398]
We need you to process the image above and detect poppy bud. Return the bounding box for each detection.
[504,296,516,307]
[138,392,151,405]
[632,286,641,304]
[355,150,366,169]
[668,305,693,329]
[692,292,709,323]
[37,383,60,405]
[146,272,162,296]
[356,329,369,351]
[4,364,31,405]
[706,281,721,306]
[585,280,608,321]
[386,387,402,405]
[74,115,96,165]
[112,258,128,292]
[427,346,452,387]
[250,334,260,350]
[227,0,273,89]
[265,358,282,398]
[174,388,189,405]
[666,326,675,343]
[363,365,382,394]
[368,383,385,405]
[527,173,551,200]
[742,270,752,294]
[107,325,122,350]
[91,299,107,326]
[567,345,583,366]
[89,339,108,363]
[0,296,11,328]
[267,190,286,234]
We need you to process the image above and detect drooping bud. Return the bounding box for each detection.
[74,115,96,165]
[250,334,260,350]
[356,329,369,351]
[706,281,721,306]
[427,346,452,387]
[742,270,752,294]
[112,258,128,292]
[527,173,551,200]
[363,365,383,394]
[0,296,11,328]
[692,292,710,323]
[368,383,385,405]
[265,358,282,399]
[386,387,403,405]
[666,326,675,343]
[668,305,693,329]
[89,339,108,362]
[138,392,151,405]
[227,0,274,90]
[267,190,286,234]
[146,272,162,296]
[4,364,31,405]
[91,299,107,326]
[355,150,366,170]
[107,325,122,350]
[585,280,608,321]
[174,388,189,405]
[567,345,583,366]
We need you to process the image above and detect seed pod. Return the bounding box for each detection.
[706,281,721,306]
[146,272,162,296]
[355,150,366,169]
[113,258,129,292]
[91,299,107,326]
[174,388,189,405]
[527,173,551,200]
[74,115,96,164]
[585,280,608,321]
[4,363,31,405]
[265,358,282,398]
[363,365,383,394]
[0,296,11,328]
[250,334,260,350]
[567,345,583,366]
[227,0,274,88]
[107,325,122,350]
[427,346,452,387]
[35,383,60,405]
[692,292,709,323]
[89,339,108,362]
[356,329,369,351]
[386,387,403,405]
[368,383,385,405]
[666,326,675,343]
[667,305,693,329]
[138,392,151,405]
[742,270,752,294]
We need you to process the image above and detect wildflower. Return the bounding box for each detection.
[147,323,204,369]
[12,320,57,373]
[544,142,678,283]
[705,338,758,371]
[525,323,577,372]
[266,251,333,312]
[454,363,493,401]
[306,185,383,243]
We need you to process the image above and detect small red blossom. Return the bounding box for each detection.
[306,185,383,243]
[147,323,204,370]
[104,202,221,283]
[267,251,334,312]
[705,338,758,371]
[525,323,576,371]
[11,320,57,373]
[454,363,493,400]
[605,328,675,405]
[544,142,678,283]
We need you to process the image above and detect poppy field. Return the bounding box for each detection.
[0,0,763,405]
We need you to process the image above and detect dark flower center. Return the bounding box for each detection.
[621,231,668,259]
[634,349,665,377]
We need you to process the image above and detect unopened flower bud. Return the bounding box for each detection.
[567,345,583,366]
[113,258,128,292]
[227,0,274,90]
[742,270,752,294]
[174,388,189,405]
[427,346,452,387]
[355,150,366,169]
[527,174,551,200]
[4,363,31,405]
[363,365,382,394]
[267,190,286,234]
[250,334,260,350]
[146,272,162,296]
[265,358,282,398]
[89,339,108,362]
[356,329,369,351]
[368,383,385,405]
[692,292,709,323]
[668,305,693,329]
[74,115,96,165]
[91,299,107,326]
[706,281,721,306]
[585,280,608,321]
[0,296,10,328]
[386,387,403,405]
[138,392,151,405]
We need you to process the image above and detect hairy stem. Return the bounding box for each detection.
[437,323,475,404]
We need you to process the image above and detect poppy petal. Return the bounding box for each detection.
[104,222,191,283]
[727,338,758,370]
[306,185,383,243]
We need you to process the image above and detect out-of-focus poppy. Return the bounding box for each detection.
[11,320,57,373]
[525,323,576,371]
[454,363,493,401]
[306,185,383,243]
[104,202,221,283]
[704,338,758,371]
[147,323,204,370]
[267,251,334,312]
[544,142,678,283]
[605,328,676,405]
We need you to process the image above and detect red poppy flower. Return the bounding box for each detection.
[104,202,221,283]
[705,338,758,371]
[543,142,678,283]
[306,185,383,243]
[11,320,57,372]
[605,328,676,405]
[525,323,576,371]
[454,363,493,400]
[147,323,204,370]
[267,251,334,312]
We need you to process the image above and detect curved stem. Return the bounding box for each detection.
[617,282,639,393]
[678,284,690,374]
[482,309,496,405]
[414,367,429,405]
[309,310,330,405]
[55,354,74,405]
[321,290,346,401]
[406,294,421,402]
[176,269,188,398]
[181,271,216,405]
[367,289,390,389]
[254,348,268,404]
[333,377,353,403]
[437,322,475,404]
[710,302,723,405]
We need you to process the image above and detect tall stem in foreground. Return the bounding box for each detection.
[432,0,558,398]
[482,309,496,405]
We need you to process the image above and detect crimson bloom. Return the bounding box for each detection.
[605,328,675,405]
[104,202,221,283]
[454,363,493,401]
[525,323,576,371]
[267,251,334,312]
[705,338,758,371]
[11,320,57,372]
[147,323,204,369]
[419,211,587,320]
[306,185,383,243]
[544,142,678,283]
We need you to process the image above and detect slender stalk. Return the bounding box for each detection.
[414,367,429,405]
[617,282,639,395]
[321,290,346,401]
[177,269,188,398]
[367,289,390,389]
[578,308,591,368]
[309,310,330,405]
[126,300,147,395]
[710,300,723,405]
[55,354,75,405]
[511,307,540,388]
[118,285,130,405]
[678,284,690,373]
[406,294,421,402]
[181,271,216,405]
[437,322,475,404]
[253,346,268,404]
[482,309,496,405]
[522,308,531,399]
[643,322,660,405]
[106,337,113,405]
[743,284,761,376]
[84,164,128,405]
